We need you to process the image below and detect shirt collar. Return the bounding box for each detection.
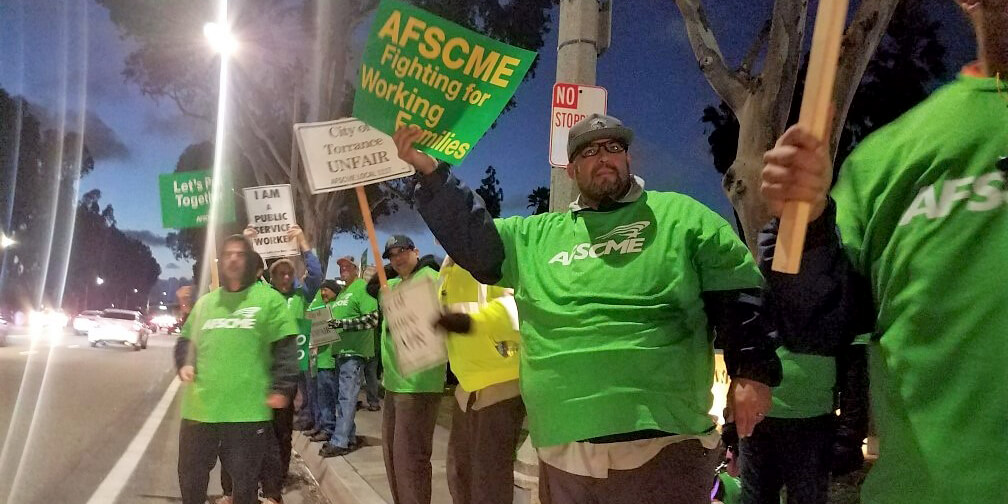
[569,175,646,212]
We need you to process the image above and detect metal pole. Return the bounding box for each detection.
[549,0,607,212]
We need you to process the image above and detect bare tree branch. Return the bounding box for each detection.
[674,0,748,112]
[739,19,771,77]
[166,90,213,123]
[830,0,901,159]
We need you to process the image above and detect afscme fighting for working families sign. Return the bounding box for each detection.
[353,0,536,163]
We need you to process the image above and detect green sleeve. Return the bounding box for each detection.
[831,149,875,275]
[268,293,300,342]
[350,282,379,316]
[493,216,522,289]
[692,210,762,292]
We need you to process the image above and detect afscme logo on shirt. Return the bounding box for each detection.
[333,293,353,307]
[548,221,651,266]
[898,171,1006,226]
[200,306,261,330]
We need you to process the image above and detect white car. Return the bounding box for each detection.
[89,309,150,350]
[72,310,103,335]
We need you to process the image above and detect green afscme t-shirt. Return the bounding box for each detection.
[495,190,763,447]
[307,293,336,370]
[380,266,447,393]
[330,278,379,358]
[180,282,300,423]
[279,289,311,372]
[768,347,835,418]
[831,74,1008,504]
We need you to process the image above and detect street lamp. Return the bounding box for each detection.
[96,277,104,285]
[133,288,138,294]
[200,1,233,294]
[203,21,237,56]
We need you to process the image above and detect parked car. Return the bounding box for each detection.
[72,310,103,335]
[89,309,150,350]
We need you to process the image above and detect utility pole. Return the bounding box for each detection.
[549,0,612,212]
[515,8,614,501]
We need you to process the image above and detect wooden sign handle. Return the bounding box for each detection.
[772,0,849,274]
[356,185,389,289]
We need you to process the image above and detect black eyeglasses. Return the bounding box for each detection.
[578,141,627,159]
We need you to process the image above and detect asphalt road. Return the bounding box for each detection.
[0,326,328,504]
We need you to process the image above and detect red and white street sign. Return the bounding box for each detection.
[549,82,607,167]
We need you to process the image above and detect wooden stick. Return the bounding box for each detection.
[356,185,389,289]
[772,0,849,274]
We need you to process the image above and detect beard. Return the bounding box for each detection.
[576,163,633,204]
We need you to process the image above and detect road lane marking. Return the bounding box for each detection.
[18,351,37,356]
[86,377,181,504]
[67,345,80,349]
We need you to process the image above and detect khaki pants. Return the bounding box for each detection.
[539,439,719,504]
[446,395,526,504]
[382,391,441,504]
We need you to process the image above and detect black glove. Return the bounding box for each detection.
[830,436,865,476]
[437,312,472,333]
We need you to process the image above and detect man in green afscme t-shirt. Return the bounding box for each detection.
[173,235,300,504]
[758,4,1008,501]
[330,234,445,504]
[317,255,380,458]
[395,114,782,504]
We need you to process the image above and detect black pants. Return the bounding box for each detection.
[221,404,295,501]
[446,395,526,504]
[738,414,833,504]
[178,419,271,504]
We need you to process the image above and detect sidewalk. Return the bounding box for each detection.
[294,396,535,504]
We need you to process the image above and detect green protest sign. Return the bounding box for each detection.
[158,170,235,229]
[353,0,536,163]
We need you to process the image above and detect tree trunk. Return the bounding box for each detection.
[677,0,900,254]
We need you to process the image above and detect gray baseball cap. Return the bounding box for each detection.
[382,234,415,258]
[567,113,634,159]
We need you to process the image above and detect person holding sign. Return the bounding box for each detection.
[435,257,524,504]
[757,2,1008,503]
[318,256,380,458]
[307,280,341,444]
[330,235,445,504]
[173,235,300,504]
[395,114,781,504]
[258,225,321,500]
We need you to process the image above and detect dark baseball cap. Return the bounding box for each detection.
[567,113,634,159]
[382,235,415,259]
[336,255,357,269]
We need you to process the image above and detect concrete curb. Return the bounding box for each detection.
[293,432,386,504]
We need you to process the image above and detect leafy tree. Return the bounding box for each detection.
[0,88,97,310]
[527,186,550,215]
[64,190,162,311]
[475,166,504,218]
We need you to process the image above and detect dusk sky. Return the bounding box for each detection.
[0,0,975,282]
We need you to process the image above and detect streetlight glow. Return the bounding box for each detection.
[203,22,237,56]
[133,288,138,293]
[0,233,15,249]
[96,277,104,285]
